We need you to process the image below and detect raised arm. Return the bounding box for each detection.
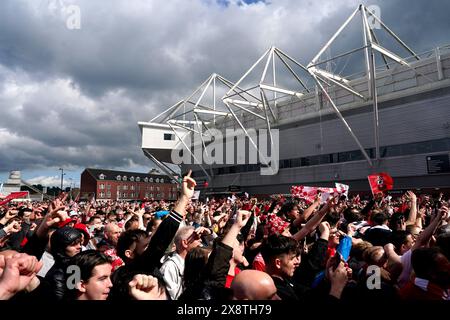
[412,206,447,250]
[292,198,335,242]
[292,198,320,227]
[405,191,417,226]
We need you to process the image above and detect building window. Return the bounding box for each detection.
[99,184,105,190]
[130,193,134,198]
[136,177,140,182]
[99,192,105,198]
[160,179,164,184]
[150,193,154,198]
[161,193,165,198]
[106,191,111,198]
[106,184,111,190]
[144,177,148,182]
[116,175,121,181]
[150,178,153,183]
[164,133,174,141]
[131,185,135,190]
[145,193,149,198]
[99,174,105,180]
[123,176,127,181]
[130,176,134,182]
[123,193,127,198]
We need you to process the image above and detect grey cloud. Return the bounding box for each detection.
[0,0,448,174]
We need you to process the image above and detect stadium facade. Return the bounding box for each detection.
[139,5,450,197]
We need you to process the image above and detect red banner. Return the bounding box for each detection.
[0,191,29,206]
[291,185,343,203]
[367,173,394,195]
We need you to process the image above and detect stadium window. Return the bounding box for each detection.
[164,133,174,141]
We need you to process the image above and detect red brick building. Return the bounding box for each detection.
[80,168,178,201]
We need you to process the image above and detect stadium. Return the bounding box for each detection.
[139,4,450,197]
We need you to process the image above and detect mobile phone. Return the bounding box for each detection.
[331,252,342,271]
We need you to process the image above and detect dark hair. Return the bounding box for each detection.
[260,234,300,263]
[184,247,211,289]
[18,207,32,218]
[343,207,362,223]
[389,212,405,227]
[411,247,444,280]
[70,250,112,282]
[116,229,148,262]
[390,230,411,251]
[124,216,139,231]
[278,201,298,218]
[371,212,389,225]
[323,210,341,228]
[436,233,450,260]
[89,215,102,223]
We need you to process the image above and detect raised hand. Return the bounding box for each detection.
[327,259,348,299]
[181,170,197,200]
[0,253,43,300]
[406,190,417,203]
[235,210,251,229]
[4,220,22,236]
[128,274,166,300]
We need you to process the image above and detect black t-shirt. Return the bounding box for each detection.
[272,276,300,301]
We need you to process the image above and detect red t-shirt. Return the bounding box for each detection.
[225,267,241,288]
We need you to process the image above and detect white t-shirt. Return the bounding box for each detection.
[397,249,413,288]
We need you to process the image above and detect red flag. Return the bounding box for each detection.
[0,191,28,206]
[367,173,394,195]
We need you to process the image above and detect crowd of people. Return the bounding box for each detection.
[0,170,448,301]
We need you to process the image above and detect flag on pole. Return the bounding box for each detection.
[367,172,394,195]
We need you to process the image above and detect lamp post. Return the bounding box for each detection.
[59,168,65,194]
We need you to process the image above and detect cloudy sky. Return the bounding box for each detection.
[0,0,449,187]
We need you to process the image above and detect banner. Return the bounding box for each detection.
[335,183,349,197]
[290,186,344,204]
[0,191,29,206]
[367,172,394,195]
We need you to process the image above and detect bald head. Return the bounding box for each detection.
[231,270,279,300]
[105,222,121,246]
